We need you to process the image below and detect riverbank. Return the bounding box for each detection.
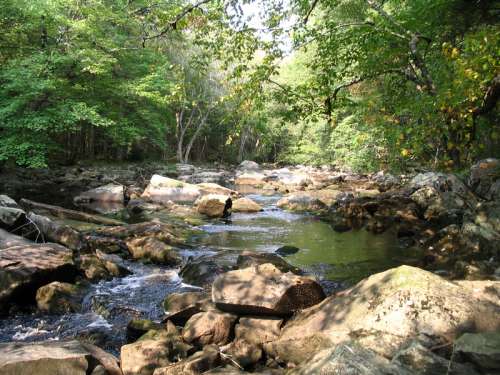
[0,159,499,374]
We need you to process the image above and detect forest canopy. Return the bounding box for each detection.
[0,0,498,171]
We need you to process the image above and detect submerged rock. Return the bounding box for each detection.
[212,263,325,316]
[236,251,302,274]
[274,245,300,256]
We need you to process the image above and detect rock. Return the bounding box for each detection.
[120,331,191,375]
[163,291,214,325]
[188,171,228,185]
[80,254,112,281]
[372,171,400,190]
[455,332,500,370]
[198,183,239,197]
[0,231,77,309]
[176,164,195,175]
[236,251,302,274]
[272,265,500,364]
[182,310,237,346]
[393,341,477,375]
[0,195,20,209]
[232,197,262,212]
[74,184,124,203]
[274,171,311,187]
[79,341,123,375]
[179,258,231,288]
[469,158,500,199]
[36,281,83,314]
[223,340,262,368]
[410,172,470,195]
[235,172,267,187]
[287,343,412,375]
[277,193,328,212]
[152,345,220,375]
[235,316,283,345]
[196,194,232,218]
[410,186,469,224]
[126,319,163,343]
[238,160,260,171]
[212,264,325,316]
[0,340,120,375]
[263,333,334,365]
[95,249,131,278]
[141,175,201,203]
[126,237,181,265]
[274,245,300,256]
[0,206,25,229]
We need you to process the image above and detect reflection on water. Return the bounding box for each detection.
[198,192,420,283]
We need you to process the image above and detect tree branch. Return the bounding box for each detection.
[304,0,321,24]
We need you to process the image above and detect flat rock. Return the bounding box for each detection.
[0,340,119,375]
[163,291,214,325]
[36,281,83,314]
[0,231,76,308]
[126,237,181,265]
[212,263,325,316]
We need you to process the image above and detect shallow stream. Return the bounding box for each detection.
[0,191,420,353]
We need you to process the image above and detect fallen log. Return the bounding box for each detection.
[27,213,84,250]
[20,199,123,226]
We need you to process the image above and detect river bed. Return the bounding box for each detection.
[0,190,420,353]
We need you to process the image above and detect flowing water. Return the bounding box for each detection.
[0,191,420,353]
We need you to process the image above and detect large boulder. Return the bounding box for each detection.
[125,237,181,265]
[182,310,237,346]
[267,265,500,364]
[196,194,232,218]
[234,172,266,187]
[197,183,239,198]
[120,331,191,375]
[232,197,262,213]
[410,172,470,195]
[277,193,328,212]
[287,343,412,375]
[141,175,201,203]
[238,160,260,171]
[36,281,83,314]
[212,264,325,316]
[0,230,77,309]
[74,184,124,203]
[469,158,500,199]
[0,340,121,375]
